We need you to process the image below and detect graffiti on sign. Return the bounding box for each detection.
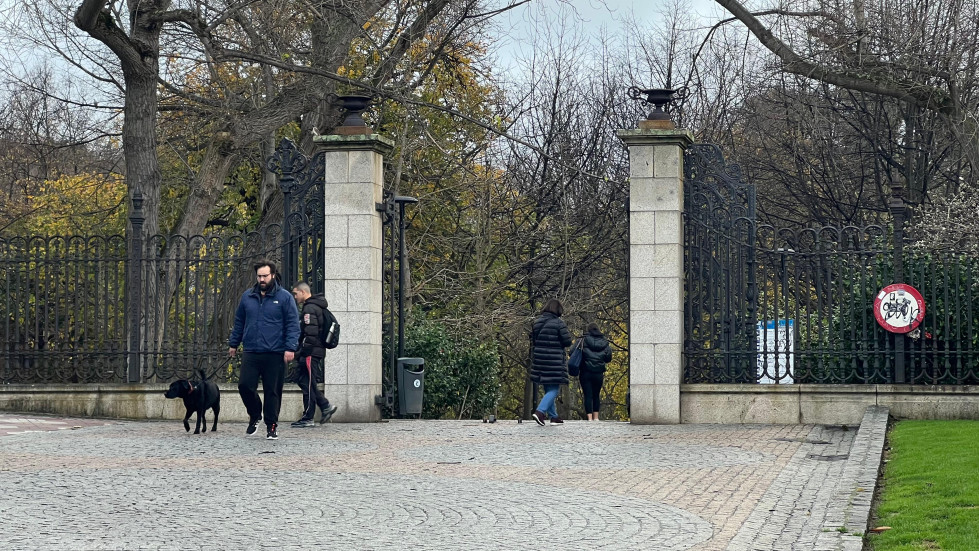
[873,284,925,334]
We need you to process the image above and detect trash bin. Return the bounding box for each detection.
[397,357,425,416]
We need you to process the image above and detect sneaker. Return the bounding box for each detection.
[320,404,338,423]
[266,423,278,440]
[246,418,260,436]
[290,419,310,427]
[293,419,316,428]
[532,410,546,426]
[550,416,564,425]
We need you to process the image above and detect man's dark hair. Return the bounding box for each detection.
[293,282,311,294]
[253,259,277,275]
[586,322,600,334]
[541,298,564,316]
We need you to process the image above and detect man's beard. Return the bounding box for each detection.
[259,280,269,291]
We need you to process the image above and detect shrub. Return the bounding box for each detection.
[401,318,501,419]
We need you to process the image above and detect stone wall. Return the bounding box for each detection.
[681,384,979,424]
[0,384,311,423]
[3,383,979,424]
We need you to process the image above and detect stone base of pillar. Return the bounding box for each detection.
[629,384,680,424]
[321,384,382,422]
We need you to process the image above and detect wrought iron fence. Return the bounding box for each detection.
[2,138,327,385]
[136,226,288,383]
[683,143,979,384]
[0,223,292,384]
[2,234,129,383]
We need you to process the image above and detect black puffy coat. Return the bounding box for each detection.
[581,328,612,374]
[530,312,573,385]
[298,294,333,359]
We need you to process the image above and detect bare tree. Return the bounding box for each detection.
[714,0,979,202]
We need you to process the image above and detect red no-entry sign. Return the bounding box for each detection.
[874,284,925,333]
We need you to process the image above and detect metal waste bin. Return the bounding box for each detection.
[397,357,425,416]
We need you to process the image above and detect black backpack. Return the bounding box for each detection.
[322,310,340,349]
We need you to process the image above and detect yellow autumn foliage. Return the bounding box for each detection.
[13,172,127,236]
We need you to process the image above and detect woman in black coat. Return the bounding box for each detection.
[530,298,573,426]
[579,322,612,420]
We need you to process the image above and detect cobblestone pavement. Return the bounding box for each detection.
[0,413,884,550]
[0,413,111,436]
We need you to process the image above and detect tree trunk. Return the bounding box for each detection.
[75,0,168,380]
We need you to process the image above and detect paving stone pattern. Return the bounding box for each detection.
[0,412,886,550]
[0,415,110,436]
[818,406,890,551]
[724,425,856,551]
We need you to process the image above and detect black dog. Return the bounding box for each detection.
[163,369,220,434]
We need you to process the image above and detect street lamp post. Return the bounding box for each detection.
[394,196,418,359]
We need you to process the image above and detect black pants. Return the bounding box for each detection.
[239,351,286,427]
[580,371,604,414]
[296,355,330,421]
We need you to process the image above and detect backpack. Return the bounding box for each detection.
[322,310,340,349]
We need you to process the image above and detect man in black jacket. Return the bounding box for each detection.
[290,282,338,427]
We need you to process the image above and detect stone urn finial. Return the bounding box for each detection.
[628,87,686,129]
[334,95,373,135]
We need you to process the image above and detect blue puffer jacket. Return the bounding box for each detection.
[228,280,300,353]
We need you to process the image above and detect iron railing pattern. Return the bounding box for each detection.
[0,227,287,384]
[685,221,979,384]
[683,143,979,384]
[2,137,325,385]
[2,235,129,383]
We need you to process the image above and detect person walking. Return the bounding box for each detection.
[228,259,300,440]
[290,282,339,428]
[579,322,612,421]
[530,298,573,426]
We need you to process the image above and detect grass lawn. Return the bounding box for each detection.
[868,420,979,550]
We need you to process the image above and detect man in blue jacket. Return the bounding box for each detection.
[228,259,300,440]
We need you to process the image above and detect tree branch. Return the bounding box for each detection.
[713,0,953,113]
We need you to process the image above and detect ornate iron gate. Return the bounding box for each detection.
[266,138,325,290]
[376,193,417,417]
[683,144,758,383]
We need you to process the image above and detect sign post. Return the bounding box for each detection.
[874,283,925,384]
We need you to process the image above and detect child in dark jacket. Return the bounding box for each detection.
[579,322,612,421]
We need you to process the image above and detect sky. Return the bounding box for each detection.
[489,0,726,74]
[553,0,721,23]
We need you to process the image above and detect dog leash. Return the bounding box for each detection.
[196,356,234,382]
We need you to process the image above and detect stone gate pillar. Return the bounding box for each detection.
[618,121,693,424]
[313,127,393,423]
